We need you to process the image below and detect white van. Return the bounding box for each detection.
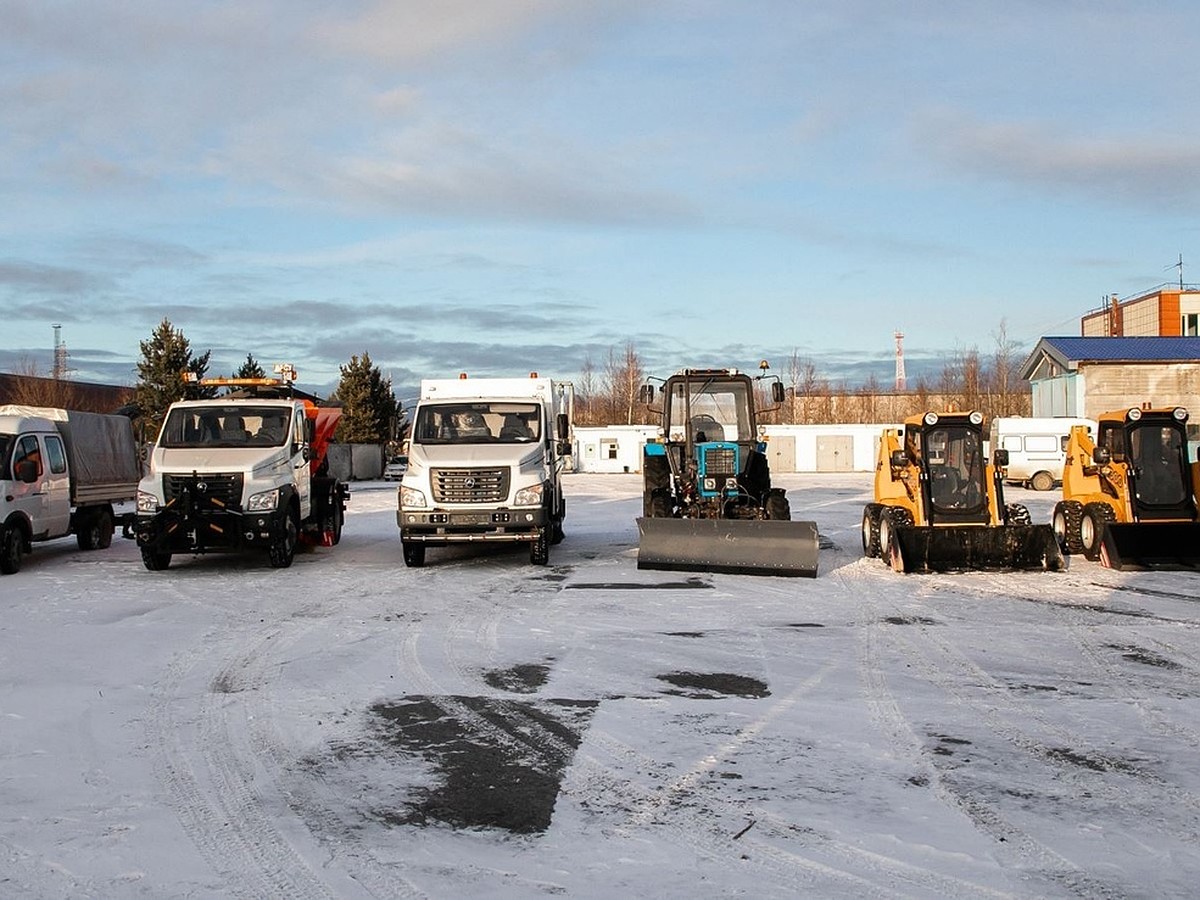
[989,416,1095,491]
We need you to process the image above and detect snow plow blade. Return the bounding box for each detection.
[1099,522,1200,570]
[636,517,820,578]
[890,525,1064,574]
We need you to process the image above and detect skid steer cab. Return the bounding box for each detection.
[635,365,819,577]
[863,411,1063,573]
[1052,406,1200,570]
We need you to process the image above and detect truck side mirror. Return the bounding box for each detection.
[889,449,907,469]
[1093,446,1111,465]
[556,413,570,441]
[15,458,39,483]
[772,382,785,403]
[639,384,655,404]
[993,448,1009,467]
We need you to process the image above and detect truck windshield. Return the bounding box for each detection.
[925,426,986,514]
[413,403,541,445]
[1130,423,1189,506]
[159,406,292,449]
[665,379,752,443]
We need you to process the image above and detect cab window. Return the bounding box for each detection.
[14,435,43,477]
[45,435,67,474]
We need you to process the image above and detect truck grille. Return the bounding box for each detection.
[701,446,738,478]
[163,473,244,507]
[432,468,509,503]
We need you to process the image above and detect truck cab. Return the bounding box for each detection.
[397,376,573,567]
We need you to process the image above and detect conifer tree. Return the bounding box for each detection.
[234,354,265,379]
[332,351,396,443]
[134,318,213,433]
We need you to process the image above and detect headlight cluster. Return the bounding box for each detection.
[246,489,279,512]
[514,483,544,506]
[400,485,427,509]
[136,491,159,513]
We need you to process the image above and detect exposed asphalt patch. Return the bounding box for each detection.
[883,615,940,626]
[662,631,705,638]
[929,734,972,757]
[1105,644,1182,670]
[565,577,712,590]
[366,695,598,834]
[1044,746,1137,774]
[483,661,553,693]
[656,671,770,699]
[785,622,825,629]
[1100,582,1200,602]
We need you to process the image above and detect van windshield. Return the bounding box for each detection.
[414,403,541,445]
[159,406,292,449]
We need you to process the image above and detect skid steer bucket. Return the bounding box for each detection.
[636,517,820,578]
[889,524,1064,574]
[1098,522,1200,570]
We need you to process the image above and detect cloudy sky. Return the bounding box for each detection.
[4,0,1200,398]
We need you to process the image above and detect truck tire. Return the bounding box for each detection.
[551,498,565,545]
[765,491,791,521]
[530,526,550,566]
[402,540,426,568]
[268,511,298,568]
[77,508,114,551]
[0,525,23,575]
[1030,471,1055,492]
[1080,502,1115,562]
[140,546,171,571]
[1052,501,1084,554]
[861,504,882,558]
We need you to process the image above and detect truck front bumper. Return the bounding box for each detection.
[132,504,291,555]
[398,506,547,544]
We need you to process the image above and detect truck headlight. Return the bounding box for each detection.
[514,483,544,506]
[246,489,279,512]
[401,485,427,508]
[136,491,159,513]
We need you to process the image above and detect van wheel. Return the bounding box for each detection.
[0,525,23,575]
[1030,471,1055,492]
[140,546,171,571]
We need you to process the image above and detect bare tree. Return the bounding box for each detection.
[603,342,646,425]
[576,355,598,426]
[5,357,85,409]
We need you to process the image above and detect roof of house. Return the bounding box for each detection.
[1020,336,1200,380]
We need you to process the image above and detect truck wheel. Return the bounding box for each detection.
[77,509,114,551]
[530,527,550,566]
[1080,502,1115,562]
[1052,501,1084,554]
[330,502,344,546]
[268,512,298,568]
[861,504,881,558]
[765,491,791,521]
[140,546,171,571]
[0,525,23,575]
[402,540,425,568]
[1030,471,1055,492]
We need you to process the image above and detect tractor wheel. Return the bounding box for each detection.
[647,489,672,519]
[1080,502,1116,561]
[1030,471,1055,492]
[861,505,882,558]
[1005,503,1032,526]
[401,539,426,568]
[530,527,550,566]
[1051,501,1084,554]
[765,491,791,521]
[0,524,23,575]
[140,546,171,571]
[268,511,299,569]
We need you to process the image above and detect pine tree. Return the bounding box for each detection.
[332,351,396,443]
[134,319,213,433]
[234,354,265,379]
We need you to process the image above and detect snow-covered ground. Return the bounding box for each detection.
[4,473,1200,898]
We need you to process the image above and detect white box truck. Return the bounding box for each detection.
[989,416,1095,491]
[397,374,573,567]
[0,405,141,574]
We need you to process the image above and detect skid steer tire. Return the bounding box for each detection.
[861,504,882,558]
[879,507,913,572]
[1005,503,1032,526]
[1052,501,1084,555]
[1080,502,1116,562]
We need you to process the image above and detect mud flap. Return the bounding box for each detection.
[636,517,820,578]
[1099,522,1200,570]
[890,524,1064,574]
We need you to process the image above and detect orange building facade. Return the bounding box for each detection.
[1082,286,1200,337]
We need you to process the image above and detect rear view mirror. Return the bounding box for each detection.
[1093,446,1111,465]
[772,382,785,403]
[890,449,907,468]
[993,448,1009,467]
[639,384,655,404]
[556,413,570,441]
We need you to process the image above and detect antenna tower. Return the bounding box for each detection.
[893,330,906,391]
[52,323,69,380]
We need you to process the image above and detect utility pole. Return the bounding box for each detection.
[893,331,906,392]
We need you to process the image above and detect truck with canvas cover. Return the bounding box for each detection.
[1051,406,1200,569]
[130,367,348,570]
[0,405,141,574]
[397,374,573,567]
[636,366,819,577]
[863,410,1063,573]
